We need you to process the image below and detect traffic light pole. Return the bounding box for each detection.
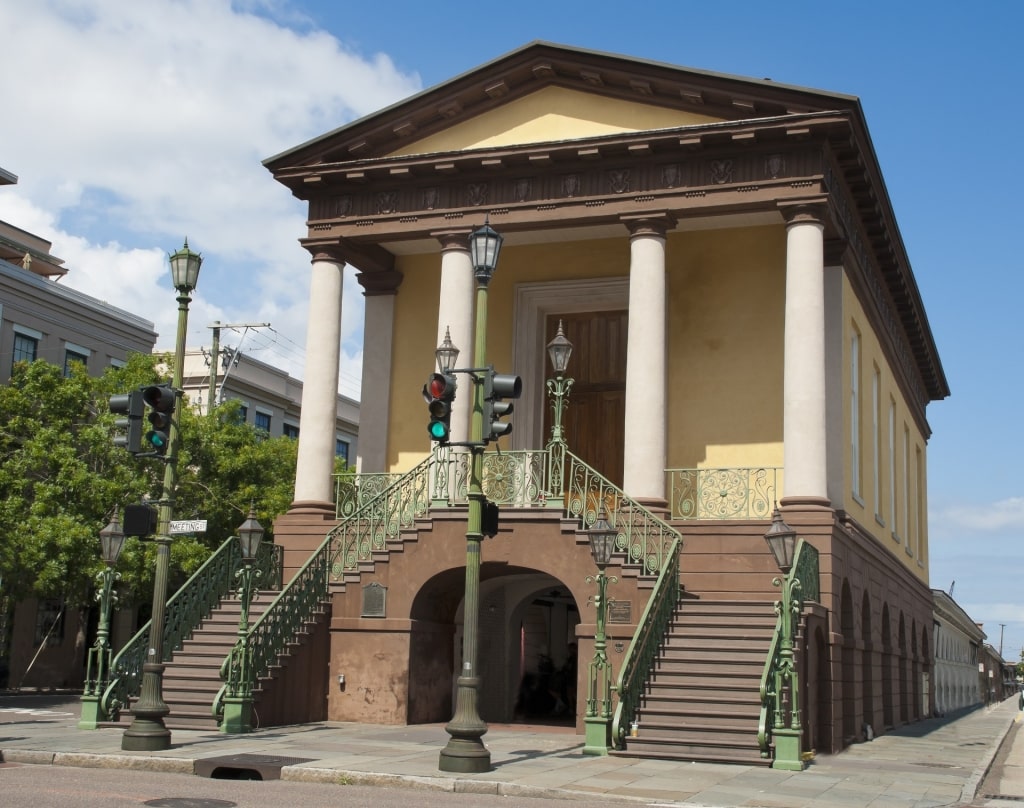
[121,290,189,752]
[438,272,491,773]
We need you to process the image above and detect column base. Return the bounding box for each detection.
[121,717,171,751]
[771,727,806,771]
[77,695,101,730]
[582,715,611,755]
[221,697,252,734]
[438,736,491,773]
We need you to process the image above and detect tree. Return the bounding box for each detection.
[0,353,299,683]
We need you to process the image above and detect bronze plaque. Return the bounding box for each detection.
[608,600,632,624]
[362,582,386,617]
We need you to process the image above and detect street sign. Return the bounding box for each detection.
[169,519,207,535]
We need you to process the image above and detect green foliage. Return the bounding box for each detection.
[0,354,298,611]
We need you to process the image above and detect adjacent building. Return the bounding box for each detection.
[0,168,159,688]
[179,348,359,465]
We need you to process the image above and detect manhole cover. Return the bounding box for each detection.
[145,800,237,808]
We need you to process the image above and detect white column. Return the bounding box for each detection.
[356,270,402,473]
[623,218,670,503]
[782,205,829,503]
[436,232,475,443]
[293,253,344,509]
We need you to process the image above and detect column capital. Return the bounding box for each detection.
[357,269,404,297]
[306,247,347,265]
[779,197,829,227]
[621,213,676,239]
[433,229,473,253]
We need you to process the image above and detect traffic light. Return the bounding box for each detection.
[142,383,177,456]
[483,369,522,443]
[123,503,158,537]
[423,372,457,443]
[109,390,144,453]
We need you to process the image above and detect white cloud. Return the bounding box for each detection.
[930,497,1024,539]
[0,0,422,392]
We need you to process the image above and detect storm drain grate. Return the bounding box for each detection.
[984,796,1024,803]
[194,753,315,781]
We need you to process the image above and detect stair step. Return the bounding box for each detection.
[614,739,769,766]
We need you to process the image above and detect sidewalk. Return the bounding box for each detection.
[1,693,1020,807]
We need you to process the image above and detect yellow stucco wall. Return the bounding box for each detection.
[388,86,723,156]
[842,276,929,583]
[387,226,787,480]
[666,226,786,471]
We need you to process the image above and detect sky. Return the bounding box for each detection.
[1,1,1022,662]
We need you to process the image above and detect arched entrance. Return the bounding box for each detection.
[408,564,580,726]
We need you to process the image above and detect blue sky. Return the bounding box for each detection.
[1,0,1022,661]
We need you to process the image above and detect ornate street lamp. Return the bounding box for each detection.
[122,240,202,751]
[435,326,460,374]
[583,504,618,755]
[221,505,265,733]
[544,321,574,507]
[763,508,805,770]
[79,511,126,729]
[438,220,503,774]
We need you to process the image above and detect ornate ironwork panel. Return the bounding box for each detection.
[667,467,779,520]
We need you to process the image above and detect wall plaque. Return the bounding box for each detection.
[362,582,387,617]
[608,600,632,624]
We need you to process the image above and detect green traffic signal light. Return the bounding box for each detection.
[424,372,457,443]
[142,384,177,455]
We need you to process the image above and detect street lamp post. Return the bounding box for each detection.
[583,504,618,755]
[221,505,265,733]
[763,508,806,771]
[544,321,573,508]
[79,511,127,729]
[122,240,202,751]
[438,221,503,774]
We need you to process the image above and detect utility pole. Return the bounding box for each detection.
[999,624,1005,658]
[206,321,269,409]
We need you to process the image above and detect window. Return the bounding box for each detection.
[888,399,897,539]
[872,367,882,520]
[13,331,38,364]
[850,329,862,499]
[238,405,248,422]
[254,411,271,433]
[283,423,299,439]
[336,439,350,465]
[915,446,924,562]
[903,426,911,549]
[64,347,89,376]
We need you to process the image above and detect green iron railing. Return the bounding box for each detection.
[215,533,331,725]
[329,457,432,575]
[214,458,434,728]
[667,466,780,520]
[757,538,819,765]
[336,471,406,518]
[99,537,281,723]
[610,536,680,747]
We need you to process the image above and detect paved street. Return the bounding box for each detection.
[0,691,1021,807]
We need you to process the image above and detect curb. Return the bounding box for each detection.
[958,708,1020,805]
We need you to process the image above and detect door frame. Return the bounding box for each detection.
[512,276,629,450]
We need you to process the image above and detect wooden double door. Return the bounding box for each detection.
[543,310,627,488]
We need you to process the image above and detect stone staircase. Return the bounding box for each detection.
[615,599,777,765]
[131,591,277,732]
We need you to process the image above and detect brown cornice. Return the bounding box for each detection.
[264,41,857,170]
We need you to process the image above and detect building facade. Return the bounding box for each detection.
[0,169,159,688]
[931,589,986,715]
[202,44,949,762]
[179,348,359,465]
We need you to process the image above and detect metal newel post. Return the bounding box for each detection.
[544,321,573,507]
[584,507,617,755]
[122,241,200,751]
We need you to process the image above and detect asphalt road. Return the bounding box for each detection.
[0,764,634,808]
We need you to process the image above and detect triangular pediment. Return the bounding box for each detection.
[386,85,725,157]
[265,41,859,170]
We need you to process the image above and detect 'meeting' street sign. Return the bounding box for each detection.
[169,519,208,535]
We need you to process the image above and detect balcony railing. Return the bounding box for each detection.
[667,466,781,520]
